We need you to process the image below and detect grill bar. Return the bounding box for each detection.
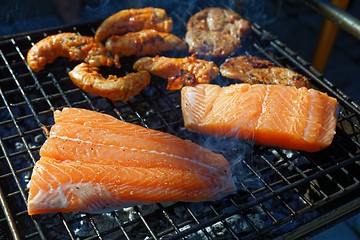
[283,197,360,239]
[0,1,359,239]
[176,154,360,238]
[0,84,48,240]
[0,185,20,240]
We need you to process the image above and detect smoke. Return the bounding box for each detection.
[236,0,284,26]
[182,131,264,192]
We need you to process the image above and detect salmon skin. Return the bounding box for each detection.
[181,84,339,152]
[27,108,236,215]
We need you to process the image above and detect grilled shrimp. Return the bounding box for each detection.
[94,7,173,42]
[133,55,219,90]
[69,62,150,101]
[26,32,117,72]
[105,29,187,57]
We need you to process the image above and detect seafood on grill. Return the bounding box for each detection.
[181,84,338,152]
[220,56,311,88]
[26,33,117,72]
[105,29,187,57]
[95,7,173,42]
[68,62,150,101]
[133,55,219,90]
[185,7,251,57]
[27,107,236,215]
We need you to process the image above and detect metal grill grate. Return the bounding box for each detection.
[0,1,360,239]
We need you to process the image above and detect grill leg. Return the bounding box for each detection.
[312,0,350,72]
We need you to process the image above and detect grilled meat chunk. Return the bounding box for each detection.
[95,7,173,42]
[185,8,250,57]
[105,29,187,57]
[69,62,150,101]
[133,55,219,90]
[220,56,311,88]
[26,33,116,72]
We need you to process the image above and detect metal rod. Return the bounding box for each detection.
[0,186,20,240]
[300,0,360,41]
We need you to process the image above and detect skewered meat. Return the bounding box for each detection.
[185,8,250,57]
[220,56,311,88]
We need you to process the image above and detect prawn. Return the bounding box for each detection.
[94,7,173,42]
[68,62,150,101]
[26,32,118,72]
[133,55,219,90]
[105,29,187,57]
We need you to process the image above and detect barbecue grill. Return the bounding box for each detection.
[0,1,360,239]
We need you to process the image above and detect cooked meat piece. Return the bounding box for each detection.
[95,7,173,42]
[105,29,187,57]
[220,56,311,88]
[185,8,250,57]
[181,84,338,152]
[133,55,219,90]
[69,62,150,101]
[26,33,117,72]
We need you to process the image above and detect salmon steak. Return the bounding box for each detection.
[27,108,236,215]
[181,84,338,152]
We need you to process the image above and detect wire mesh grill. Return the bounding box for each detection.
[0,1,360,239]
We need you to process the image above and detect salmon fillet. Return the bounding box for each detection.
[27,108,236,215]
[181,84,338,152]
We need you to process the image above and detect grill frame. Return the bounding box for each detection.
[0,1,360,239]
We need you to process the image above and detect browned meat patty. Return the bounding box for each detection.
[220,56,311,88]
[185,8,251,57]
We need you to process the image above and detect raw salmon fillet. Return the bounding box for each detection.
[27,108,236,215]
[181,84,338,152]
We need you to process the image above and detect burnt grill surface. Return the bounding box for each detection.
[0,1,360,239]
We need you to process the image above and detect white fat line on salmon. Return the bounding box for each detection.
[51,135,221,172]
[255,85,270,130]
[303,91,315,141]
